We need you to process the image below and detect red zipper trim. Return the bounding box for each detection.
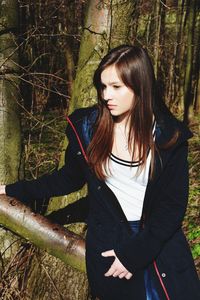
[66,116,89,162]
[153,261,170,300]
[142,217,170,300]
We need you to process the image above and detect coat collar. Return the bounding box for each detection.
[67,105,192,150]
[154,112,192,148]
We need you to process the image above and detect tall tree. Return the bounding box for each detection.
[0,0,22,277]
[153,0,166,79]
[0,0,29,298]
[183,0,197,122]
[167,0,185,108]
[192,1,200,115]
[70,0,134,113]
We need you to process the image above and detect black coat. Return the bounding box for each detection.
[6,106,200,300]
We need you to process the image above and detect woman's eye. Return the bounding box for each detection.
[113,85,120,89]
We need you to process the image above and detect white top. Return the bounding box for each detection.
[105,152,151,221]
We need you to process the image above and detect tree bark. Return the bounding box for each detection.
[174,0,186,110]
[0,0,23,272]
[0,1,27,298]
[0,195,85,272]
[193,6,200,114]
[0,0,21,183]
[167,0,182,108]
[69,0,135,113]
[183,0,197,123]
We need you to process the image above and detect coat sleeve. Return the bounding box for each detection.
[5,142,86,206]
[46,195,89,224]
[114,141,189,273]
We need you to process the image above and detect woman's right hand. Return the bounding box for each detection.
[0,185,6,194]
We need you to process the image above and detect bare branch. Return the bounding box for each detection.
[0,195,86,272]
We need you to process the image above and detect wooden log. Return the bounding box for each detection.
[0,195,86,272]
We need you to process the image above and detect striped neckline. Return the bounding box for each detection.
[109,120,156,167]
[109,152,143,167]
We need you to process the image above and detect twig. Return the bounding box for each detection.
[41,263,65,300]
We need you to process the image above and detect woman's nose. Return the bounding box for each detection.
[103,87,113,101]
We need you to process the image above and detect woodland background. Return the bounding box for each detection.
[0,0,199,299]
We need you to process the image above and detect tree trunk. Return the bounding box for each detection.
[0,0,26,298]
[0,1,21,183]
[153,0,161,78]
[194,69,200,113]
[193,7,200,114]
[0,0,21,274]
[167,0,183,109]
[69,0,135,113]
[183,0,197,123]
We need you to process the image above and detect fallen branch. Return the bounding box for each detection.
[0,195,86,272]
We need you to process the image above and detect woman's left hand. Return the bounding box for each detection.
[101,250,133,280]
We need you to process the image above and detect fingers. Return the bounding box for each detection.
[101,250,115,257]
[101,249,133,280]
[105,268,132,280]
[125,272,133,280]
[104,259,133,280]
[118,271,127,279]
[104,261,117,277]
[112,270,132,279]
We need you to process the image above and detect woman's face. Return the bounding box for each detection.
[100,64,135,123]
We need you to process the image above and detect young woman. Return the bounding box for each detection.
[0,45,199,300]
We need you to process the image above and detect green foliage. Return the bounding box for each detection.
[187,224,200,259]
[192,244,200,260]
[182,117,200,273]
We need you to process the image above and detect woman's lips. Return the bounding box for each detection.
[107,104,117,109]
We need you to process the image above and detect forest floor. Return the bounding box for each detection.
[22,109,200,277]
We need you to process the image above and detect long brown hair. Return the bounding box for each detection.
[87,45,157,180]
